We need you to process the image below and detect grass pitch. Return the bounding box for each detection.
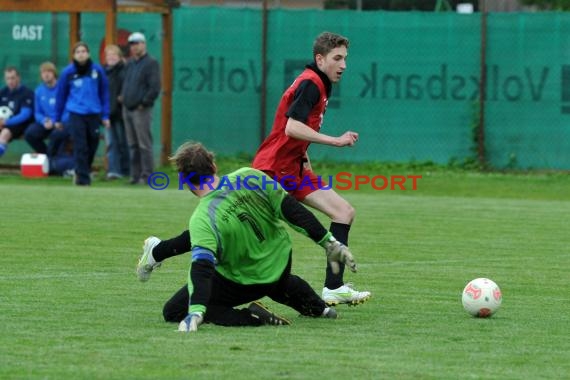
[1,163,569,379]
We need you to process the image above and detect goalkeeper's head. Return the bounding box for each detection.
[169,141,216,186]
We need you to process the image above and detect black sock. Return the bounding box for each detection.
[153,230,191,262]
[324,222,351,289]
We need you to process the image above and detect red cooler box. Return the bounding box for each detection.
[20,153,49,177]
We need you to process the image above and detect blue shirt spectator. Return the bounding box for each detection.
[36,81,69,124]
[55,57,109,122]
[54,42,110,186]
[0,66,34,158]
[25,62,71,157]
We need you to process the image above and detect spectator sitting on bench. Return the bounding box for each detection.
[0,66,34,158]
[25,62,71,161]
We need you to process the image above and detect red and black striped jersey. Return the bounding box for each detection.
[253,64,331,178]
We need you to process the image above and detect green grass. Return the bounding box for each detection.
[1,163,569,379]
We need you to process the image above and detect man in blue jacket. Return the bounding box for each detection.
[0,66,34,158]
[25,62,71,160]
[55,42,110,186]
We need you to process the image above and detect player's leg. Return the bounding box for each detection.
[163,284,190,322]
[132,108,153,182]
[0,128,12,156]
[47,126,70,158]
[165,284,265,326]
[114,118,130,177]
[269,273,337,319]
[0,129,9,156]
[153,230,191,261]
[123,108,141,184]
[164,265,293,326]
[302,182,371,306]
[205,272,289,326]
[267,252,336,318]
[85,114,101,177]
[303,187,353,284]
[69,114,90,185]
[24,122,50,154]
[136,230,190,282]
[0,125,23,157]
[104,120,120,179]
[49,154,75,176]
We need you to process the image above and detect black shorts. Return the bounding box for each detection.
[162,252,326,325]
[5,122,29,140]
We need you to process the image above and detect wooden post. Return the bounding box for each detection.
[160,11,173,165]
[105,5,118,47]
[69,12,81,60]
[478,0,488,167]
[260,0,268,144]
[0,0,112,12]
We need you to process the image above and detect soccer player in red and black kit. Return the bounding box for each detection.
[251,32,370,305]
[137,32,371,306]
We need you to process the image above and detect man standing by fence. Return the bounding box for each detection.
[120,32,161,185]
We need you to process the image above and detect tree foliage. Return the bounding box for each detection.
[324,0,570,11]
[324,0,478,11]
[519,0,570,10]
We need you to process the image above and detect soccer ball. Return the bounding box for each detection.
[0,105,13,120]
[462,278,502,318]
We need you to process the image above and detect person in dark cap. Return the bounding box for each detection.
[120,32,161,185]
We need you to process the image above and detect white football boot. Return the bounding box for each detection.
[136,237,161,282]
[322,283,371,306]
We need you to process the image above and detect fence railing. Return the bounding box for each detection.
[1,8,569,169]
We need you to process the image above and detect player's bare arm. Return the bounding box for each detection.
[285,118,358,147]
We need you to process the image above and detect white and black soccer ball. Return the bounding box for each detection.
[462,278,502,318]
[0,105,13,120]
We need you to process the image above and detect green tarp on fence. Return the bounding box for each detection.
[1,9,569,169]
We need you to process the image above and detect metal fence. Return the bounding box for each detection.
[1,8,569,169]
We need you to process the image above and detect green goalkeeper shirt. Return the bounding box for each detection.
[189,167,308,286]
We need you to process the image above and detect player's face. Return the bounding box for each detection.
[40,69,55,85]
[4,70,20,90]
[73,46,90,64]
[129,41,146,58]
[316,46,348,83]
[105,51,121,66]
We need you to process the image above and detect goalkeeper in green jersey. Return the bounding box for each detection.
[164,142,358,332]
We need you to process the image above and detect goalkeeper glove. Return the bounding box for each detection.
[322,236,357,274]
[178,312,204,333]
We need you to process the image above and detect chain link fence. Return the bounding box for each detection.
[1,8,569,169]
